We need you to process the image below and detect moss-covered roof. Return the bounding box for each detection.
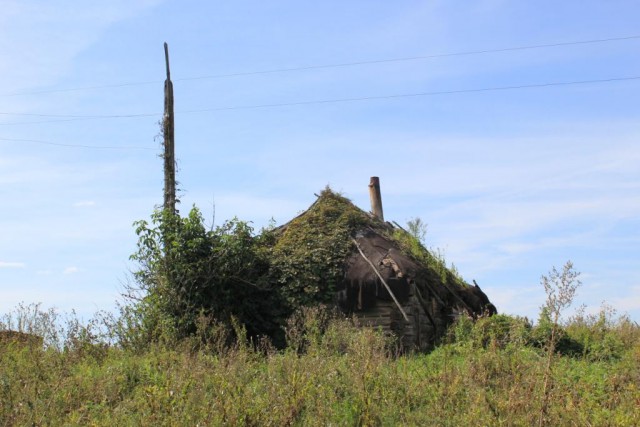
[268,188,471,309]
[269,188,372,307]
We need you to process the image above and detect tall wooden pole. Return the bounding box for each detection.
[163,42,176,214]
[369,176,384,221]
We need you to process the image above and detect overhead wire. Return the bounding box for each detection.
[177,76,640,114]
[0,137,156,150]
[1,74,638,149]
[0,76,640,150]
[0,75,638,124]
[0,117,140,126]
[175,35,640,82]
[0,111,156,118]
[1,34,638,98]
[1,34,639,149]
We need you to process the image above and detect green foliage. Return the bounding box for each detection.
[535,261,582,426]
[128,206,283,347]
[0,302,112,353]
[477,314,530,349]
[529,262,582,356]
[406,216,427,243]
[393,226,466,286]
[127,188,480,350]
[450,313,533,351]
[269,188,370,308]
[529,307,583,357]
[129,188,406,348]
[565,304,636,362]
[1,304,639,426]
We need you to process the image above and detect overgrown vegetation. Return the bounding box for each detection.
[1,300,638,426]
[127,207,284,348]
[123,187,492,351]
[2,188,638,425]
[393,224,465,286]
[124,188,404,348]
[269,189,370,308]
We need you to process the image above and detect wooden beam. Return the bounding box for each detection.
[352,238,409,322]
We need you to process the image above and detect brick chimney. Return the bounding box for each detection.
[368,177,384,221]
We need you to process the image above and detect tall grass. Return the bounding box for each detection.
[1,303,638,426]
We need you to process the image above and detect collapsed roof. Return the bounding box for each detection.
[270,187,496,351]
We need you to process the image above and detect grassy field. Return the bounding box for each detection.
[1,305,638,426]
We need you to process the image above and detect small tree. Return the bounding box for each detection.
[406,217,427,243]
[537,261,581,426]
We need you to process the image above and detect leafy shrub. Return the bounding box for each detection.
[448,313,532,351]
[473,314,532,349]
[530,307,584,357]
[565,304,632,361]
[127,189,385,349]
[128,207,284,348]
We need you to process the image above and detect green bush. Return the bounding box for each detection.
[530,307,584,357]
[128,207,284,348]
[565,305,633,361]
[126,190,380,349]
[1,302,639,426]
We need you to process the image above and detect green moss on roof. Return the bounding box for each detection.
[269,188,372,307]
[268,187,469,309]
[392,228,470,289]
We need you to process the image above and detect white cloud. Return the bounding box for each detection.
[63,266,79,275]
[0,261,25,269]
[600,285,640,314]
[482,284,543,320]
[73,201,96,208]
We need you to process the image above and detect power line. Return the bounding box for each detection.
[176,35,640,82]
[0,111,155,118]
[1,35,638,98]
[178,76,640,114]
[0,112,159,126]
[0,75,638,124]
[0,117,141,126]
[3,76,638,149]
[0,137,156,150]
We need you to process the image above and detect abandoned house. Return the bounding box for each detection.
[270,178,497,352]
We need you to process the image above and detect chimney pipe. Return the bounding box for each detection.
[369,176,384,221]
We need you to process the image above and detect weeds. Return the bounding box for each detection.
[537,261,581,427]
[1,268,639,426]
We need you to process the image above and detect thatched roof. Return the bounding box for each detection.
[270,188,496,325]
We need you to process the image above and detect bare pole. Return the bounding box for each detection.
[368,176,384,221]
[163,42,176,214]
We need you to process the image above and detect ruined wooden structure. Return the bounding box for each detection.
[275,178,496,352]
[340,224,495,351]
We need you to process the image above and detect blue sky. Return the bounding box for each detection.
[1,1,639,323]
